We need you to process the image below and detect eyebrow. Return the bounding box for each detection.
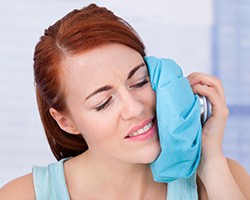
[85,85,112,101]
[127,63,146,80]
[85,63,146,101]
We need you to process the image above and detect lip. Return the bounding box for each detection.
[125,117,157,141]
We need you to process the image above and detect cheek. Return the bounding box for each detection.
[78,113,117,144]
[145,86,156,109]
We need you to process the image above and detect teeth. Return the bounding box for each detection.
[128,121,153,137]
[138,129,144,134]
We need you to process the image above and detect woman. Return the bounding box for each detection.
[1,3,249,199]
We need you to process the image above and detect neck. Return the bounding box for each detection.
[67,150,166,200]
[85,149,154,187]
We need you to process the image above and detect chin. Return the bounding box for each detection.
[142,154,160,164]
[139,144,161,164]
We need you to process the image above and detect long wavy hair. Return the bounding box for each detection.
[33,4,146,160]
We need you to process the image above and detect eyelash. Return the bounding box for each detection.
[95,79,149,112]
[130,78,149,88]
[95,96,112,111]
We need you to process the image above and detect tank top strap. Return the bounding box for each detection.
[167,173,198,200]
[32,158,70,200]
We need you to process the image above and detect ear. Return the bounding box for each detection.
[49,107,80,135]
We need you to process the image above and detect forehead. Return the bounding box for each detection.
[61,43,145,95]
[65,43,143,74]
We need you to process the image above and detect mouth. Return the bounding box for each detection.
[125,118,156,140]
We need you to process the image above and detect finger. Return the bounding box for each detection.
[187,72,226,103]
[191,84,229,116]
[188,72,214,86]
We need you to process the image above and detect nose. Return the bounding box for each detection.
[120,90,144,120]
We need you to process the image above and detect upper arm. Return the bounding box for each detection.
[227,158,250,199]
[0,173,36,200]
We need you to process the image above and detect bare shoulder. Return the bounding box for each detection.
[227,158,250,199]
[0,173,35,200]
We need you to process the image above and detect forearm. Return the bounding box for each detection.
[197,154,246,200]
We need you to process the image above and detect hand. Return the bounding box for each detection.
[188,72,246,199]
[187,72,229,160]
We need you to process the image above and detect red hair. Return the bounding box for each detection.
[33,4,146,160]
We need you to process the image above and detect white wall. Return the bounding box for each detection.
[0,0,213,186]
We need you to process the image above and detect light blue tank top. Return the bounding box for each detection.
[32,159,198,200]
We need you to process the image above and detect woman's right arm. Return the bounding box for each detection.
[188,72,247,200]
[0,173,36,200]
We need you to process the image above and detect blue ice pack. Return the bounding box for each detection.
[145,56,202,183]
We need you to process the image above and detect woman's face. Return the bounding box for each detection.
[60,43,160,164]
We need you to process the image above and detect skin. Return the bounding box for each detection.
[1,43,249,199]
[57,43,161,165]
[52,43,164,199]
[188,72,249,200]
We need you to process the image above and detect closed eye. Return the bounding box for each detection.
[95,96,112,111]
[130,79,149,89]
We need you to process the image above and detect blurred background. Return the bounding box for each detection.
[0,0,249,186]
